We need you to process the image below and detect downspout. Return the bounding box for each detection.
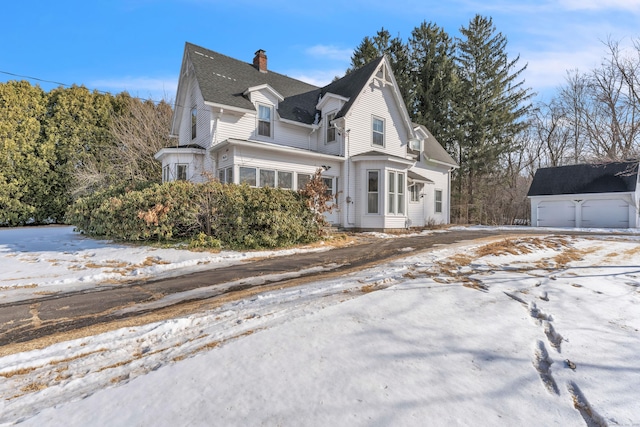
[307,126,317,151]
[345,128,354,226]
[447,167,453,224]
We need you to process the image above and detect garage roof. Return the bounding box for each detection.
[527,161,638,196]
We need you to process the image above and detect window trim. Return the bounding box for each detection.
[372,116,385,147]
[387,171,405,215]
[239,166,257,186]
[297,173,312,190]
[435,189,443,214]
[191,107,197,140]
[367,170,380,215]
[257,104,273,138]
[176,163,188,181]
[163,165,170,183]
[277,171,293,189]
[325,111,337,144]
[260,169,276,188]
[409,182,423,203]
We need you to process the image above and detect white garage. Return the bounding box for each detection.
[528,162,639,229]
[535,201,576,227]
[581,199,630,228]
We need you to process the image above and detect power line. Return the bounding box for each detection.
[0,69,177,107]
[0,70,69,88]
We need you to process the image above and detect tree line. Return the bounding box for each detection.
[0,83,171,226]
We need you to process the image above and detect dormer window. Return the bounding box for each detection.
[326,112,336,144]
[258,104,272,137]
[372,116,384,147]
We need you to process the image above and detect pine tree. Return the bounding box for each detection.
[408,21,458,153]
[454,15,532,222]
[348,28,411,105]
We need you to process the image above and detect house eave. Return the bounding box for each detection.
[243,84,285,102]
[425,157,459,169]
[204,101,255,115]
[155,146,205,160]
[527,191,636,199]
[279,117,319,129]
[351,154,415,167]
[212,138,345,162]
[316,92,350,110]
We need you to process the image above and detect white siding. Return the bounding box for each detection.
[179,80,210,148]
[216,112,256,143]
[345,79,409,159]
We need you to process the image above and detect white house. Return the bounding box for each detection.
[155,42,458,230]
[527,161,640,228]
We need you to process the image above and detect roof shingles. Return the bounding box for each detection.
[527,161,638,196]
[186,42,383,125]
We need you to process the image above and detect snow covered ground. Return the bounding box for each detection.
[1,226,640,426]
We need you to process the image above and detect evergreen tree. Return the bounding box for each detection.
[454,15,532,222]
[0,81,48,225]
[408,21,458,153]
[348,28,412,105]
[41,85,117,222]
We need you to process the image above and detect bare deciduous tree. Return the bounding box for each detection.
[74,95,172,194]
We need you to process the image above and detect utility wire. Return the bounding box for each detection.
[0,69,177,107]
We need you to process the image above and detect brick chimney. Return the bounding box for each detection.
[253,49,267,73]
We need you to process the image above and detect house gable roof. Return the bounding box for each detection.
[527,161,638,197]
[414,124,457,167]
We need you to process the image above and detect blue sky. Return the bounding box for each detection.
[2,0,640,103]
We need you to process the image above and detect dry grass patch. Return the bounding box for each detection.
[85,260,129,269]
[554,247,590,267]
[623,245,640,257]
[0,283,38,290]
[49,348,107,366]
[0,366,38,378]
[360,284,381,293]
[20,382,48,393]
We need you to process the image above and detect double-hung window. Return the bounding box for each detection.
[176,164,188,181]
[367,170,379,214]
[372,116,384,147]
[258,104,272,137]
[388,171,405,214]
[326,112,336,143]
[435,189,443,213]
[162,165,170,183]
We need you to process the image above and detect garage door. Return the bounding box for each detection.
[582,199,629,228]
[537,201,576,227]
